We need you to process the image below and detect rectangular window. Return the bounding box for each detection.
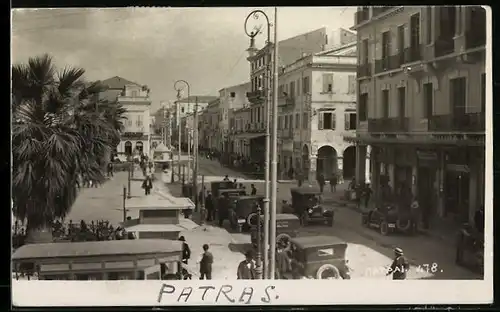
[131,91,137,97]
[302,76,310,93]
[303,112,308,129]
[296,79,301,96]
[426,7,432,44]
[295,113,300,128]
[422,82,433,118]
[257,107,261,123]
[359,93,368,121]
[397,25,405,54]
[284,115,289,129]
[344,111,357,130]
[382,90,389,118]
[290,81,295,97]
[230,92,236,98]
[348,75,356,94]
[289,114,294,129]
[410,13,420,47]
[278,85,284,96]
[382,31,391,59]
[322,73,334,93]
[362,39,369,64]
[278,116,283,129]
[450,77,467,115]
[318,111,336,130]
[398,87,406,118]
[481,73,486,113]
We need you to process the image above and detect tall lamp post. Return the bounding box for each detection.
[174,80,190,184]
[244,9,273,280]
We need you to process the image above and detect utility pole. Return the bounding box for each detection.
[193,97,199,211]
[163,106,167,145]
[269,6,279,280]
[187,103,191,183]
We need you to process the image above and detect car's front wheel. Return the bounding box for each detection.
[380,220,389,236]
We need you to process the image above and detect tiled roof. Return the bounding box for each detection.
[101,76,141,90]
[12,239,183,260]
[176,96,218,104]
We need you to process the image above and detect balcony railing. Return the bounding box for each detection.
[403,44,423,63]
[246,90,264,102]
[278,96,295,106]
[465,30,486,50]
[428,113,485,132]
[434,37,455,58]
[374,58,389,73]
[357,63,372,77]
[367,117,409,133]
[355,10,370,25]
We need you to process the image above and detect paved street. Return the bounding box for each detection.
[65,158,481,280]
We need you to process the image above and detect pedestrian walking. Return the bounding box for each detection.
[142,176,153,195]
[179,236,191,265]
[275,241,292,279]
[199,244,213,280]
[237,250,256,279]
[205,192,214,221]
[386,248,409,280]
[330,173,338,193]
[317,173,325,193]
[251,184,257,196]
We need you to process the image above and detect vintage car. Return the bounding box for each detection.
[455,223,484,274]
[210,181,237,199]
[280,235,351,280]
[251,213,300,248]
[361,202,415,236]
[228,195,264,232]
[216,188,246,227]
[290,187,334,226]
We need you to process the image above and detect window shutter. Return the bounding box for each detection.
[318,113,324,130]
[345,113,349,130]
[332,113,336,130]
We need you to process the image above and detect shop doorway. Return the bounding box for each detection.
[342,146,356,180]
[417,167,436,228]
[444,170,470,222]
[316,145,337,179]
[124,141,132,156]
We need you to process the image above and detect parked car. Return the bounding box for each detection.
[361,202,414,236]
[280,235,351,279]
[290,187,334,226]
[251,213,300,249]
[228,195,264,232]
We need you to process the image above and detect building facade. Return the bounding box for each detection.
[198,98,220,151]
[228,107,252,157]
[100,76,152,160]
[277,42,360,181]
[349,6,486,227]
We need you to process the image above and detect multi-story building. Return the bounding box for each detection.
[198,98,220,151]
[228,106,252,157]
[173,95,217,149]
[349,6,486,227]
[218,83,251,156]
[100,76,152,160]
[277,41,360,181]
[245,28,334,166]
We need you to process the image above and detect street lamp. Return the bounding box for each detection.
[174,80,190,185]
[244,9,273,280]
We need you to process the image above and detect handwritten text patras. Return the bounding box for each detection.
[157,284,280,304]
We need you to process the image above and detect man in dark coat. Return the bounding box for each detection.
[251,184,257,196]
[317,173,325,193]
[179,236,191,264]
[205,192,214,221]
[330,173,338,193]
[386,248,409,280]
[237,250,256,279]
[142,176,153,195]
[199,244,213,280]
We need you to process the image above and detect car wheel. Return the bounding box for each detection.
[326,217,333,227]
[276,233,291,249]
[316,264,341,279]
[380,220,389,236]
[396,219,411,232]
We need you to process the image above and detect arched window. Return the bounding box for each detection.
[124,141,132,156]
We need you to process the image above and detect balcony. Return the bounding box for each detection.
[355,9,370,25]
[434,37,455,58]
[357,63,372,77]
[279,128,293,139]
[278,96,295,107]
[465,30,486,50]
[428,113,485,132]
[367,118,409,133]
[374,58,390,74]
[402,45,422,64]
[246,90,264,103]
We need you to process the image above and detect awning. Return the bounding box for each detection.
[233,133,265,140]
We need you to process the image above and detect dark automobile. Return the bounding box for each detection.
[290,187,334,226]
[456,223,484,274]
[210,181,237,199]
[251,213,300,248]
[361,202,414,236]
[228,195,264,232]
[280,235,351,280]
[216,188,246,226]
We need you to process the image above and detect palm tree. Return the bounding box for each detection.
[12,54,122,244]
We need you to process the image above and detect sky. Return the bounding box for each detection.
[12,7,356,112]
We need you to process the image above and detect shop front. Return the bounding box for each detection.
[416,149,439,228]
